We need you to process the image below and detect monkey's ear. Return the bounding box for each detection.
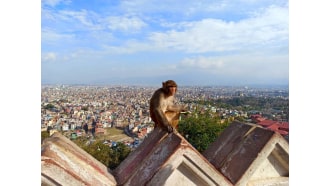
[162,82,166,88]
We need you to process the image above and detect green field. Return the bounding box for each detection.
[98,127,133,142]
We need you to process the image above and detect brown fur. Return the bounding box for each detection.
[150,80,185,132]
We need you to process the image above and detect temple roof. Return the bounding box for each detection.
[41,121,289,186]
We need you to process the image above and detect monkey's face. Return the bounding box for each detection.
[168,86,177,96]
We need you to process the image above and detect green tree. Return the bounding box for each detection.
[73,138,131,169]
[85,140,112,167]
[43,103,55,110]
[81,106,88,111]
[108,142,131,169]
[178,109,229,153]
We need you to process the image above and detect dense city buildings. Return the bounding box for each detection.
[41,84,289,142]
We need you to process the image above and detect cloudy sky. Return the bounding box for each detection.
[41,0,288,86]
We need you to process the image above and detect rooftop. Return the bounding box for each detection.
[41,120,289,186]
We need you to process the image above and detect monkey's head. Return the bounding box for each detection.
[162,80,178,95]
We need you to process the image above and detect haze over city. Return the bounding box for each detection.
[41,0,288,86]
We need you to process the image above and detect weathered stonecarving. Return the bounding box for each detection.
[203,121,289,186]
[113,127,232,186]
[41,121,289,186]
[41,132,117,186]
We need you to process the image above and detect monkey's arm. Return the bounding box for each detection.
[167,105,187,112]
[153,107,172,128]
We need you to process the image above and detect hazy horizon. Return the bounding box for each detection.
[41,82,289,89]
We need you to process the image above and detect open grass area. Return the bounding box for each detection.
[95,127,133,142]
[105,127,125,135]
[54,127,134,143]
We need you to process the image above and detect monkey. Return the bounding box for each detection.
[149,80,187,133]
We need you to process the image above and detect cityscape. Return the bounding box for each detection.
[41,84,289,146]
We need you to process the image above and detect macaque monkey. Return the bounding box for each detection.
[150,80,187,133]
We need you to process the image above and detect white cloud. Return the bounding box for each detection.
[120,0,227,16]
[42,0,71,7]
[106,16,147,32]
[148,5,288,53]
[58,10,103,30]
[42,29,74,44]
[41,0,287,55]
[180,56,224,69]
[42,7,103,33]
[42,52,57,62]
[172,51,288,81]
[61,10,91,26]
[97,4,287,55]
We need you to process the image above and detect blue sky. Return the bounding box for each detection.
[41,0,288,86]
